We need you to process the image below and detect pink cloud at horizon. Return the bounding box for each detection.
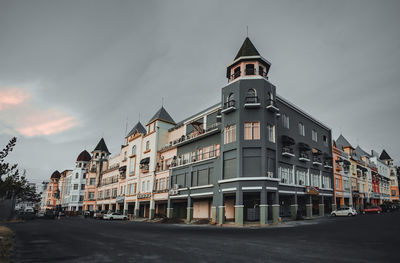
[15,110,79,137]
[0,88,30,110]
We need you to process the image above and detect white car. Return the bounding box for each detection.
[331,207,357,217]
[103,212,128,220]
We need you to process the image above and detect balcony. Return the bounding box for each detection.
[244,96,261,108]
[299,152,310,162]
[221,100,236,114]
[266,99,279,112]
[312,156,323,166]
[282,146,295,157]
[324,161,333,169]
[229,67,269,81]
[171,148,220,169]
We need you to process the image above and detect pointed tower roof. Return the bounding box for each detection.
[76,150,91,162]
[126,121,146,137]
[148,106,175,125]
[50,170,61,179]
[336,134,354,150]
[379,149,392,161]
[93,138,110,154]
[234,37,260,60]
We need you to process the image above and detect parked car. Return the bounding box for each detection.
[331,207,357,217]
[103,212,127,220]
[380,203,397,213]
[36,211,46,218]
[361,206,382,214]
[93,211,106,219]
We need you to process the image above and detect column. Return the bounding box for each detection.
[186,197,193,223]
[272,191,280,224]
[149,198,155,220]
[290,194,298,220]
[167,197,173,219]
[260,189,268,225]
[319,195,325,217]
[211,202,217,224]
[235,190,243,226]
[306,195,312,219]
[134,201,140,218]
[218,192,225,225]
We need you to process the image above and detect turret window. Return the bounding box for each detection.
[132,145,136,155]
[282,114,290,129]
[224,93,235,109]
[245,64,255,75]
[299,122,305,136]
[233,67,241,79]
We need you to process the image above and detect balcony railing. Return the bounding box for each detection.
[312,156,322,165]
[245,96,259,104]
[221,100,236,114]
[244,96,260,108]
[282,147,295,157]
[171,148,220,168]
[229,68,269,81]
[266,99,279,112]
[299,152,310,162]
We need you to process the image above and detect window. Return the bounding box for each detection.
[312,129,318,142]
[233,66,241,78]
[131,145,136,155]
[296,170,306,185]
[89,178,95,185]
[392,190,396,196]
[246,89,257,103]
[223,158,237,179]
[79,195,84,202]
[282,114,289,129]
[75,173,79,179]
[146,181,150,192]
[310,173,320,187]
[298,122,305,136]
[81,184,85,190]
[244,122,260,140]
[142,181,145,192]
[130,157,135,175]
[267,124,275,143]
[245,64,255,75]
[145,141,150,151]
[71,195,77,202]
[279,167,293,184]
[224,124,236,144]
[88,192,94,199]
[323,176,331,188]
[267,92,274,101]
[227,93,234,103]
[73,184,78,190]
[259,66,264,76]
[323,135,328,146]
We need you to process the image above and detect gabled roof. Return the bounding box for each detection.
[379,149,392,161]
[76,150,91,162]
[126,122,146,137]
[234,37,260,60]
[93,138,110,154]
[355,146,371,158]
[336,135,353,150]
[148,106,175,125]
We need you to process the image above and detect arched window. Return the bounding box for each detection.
[226,93,235,108]
[245,64,255,75]
[132,145,136,155]
[227,93,234,102]
[246,89,257,103]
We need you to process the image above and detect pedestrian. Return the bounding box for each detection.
[58,211,61,220]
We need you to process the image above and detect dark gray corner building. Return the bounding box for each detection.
[167,37,334,225]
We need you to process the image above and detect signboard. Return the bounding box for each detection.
[137,193,151,199]
[116,196,125,203]
[305,186,319,195]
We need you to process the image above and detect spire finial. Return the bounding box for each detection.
[246,25,248,37]
[162,97,164,107]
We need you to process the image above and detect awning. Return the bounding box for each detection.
[140,157,150,164]
[281,135,295,146]
[312,148,322,155]
[298,142,311,151]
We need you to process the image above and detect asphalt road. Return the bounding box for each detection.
[5,212,400,263]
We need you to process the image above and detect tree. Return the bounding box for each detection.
[0,137,40,202]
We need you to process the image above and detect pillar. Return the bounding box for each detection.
[235,190,243,226]
[149,199,155,220]
[211,205,217,223]
[290,194,298,220]
[186,197,193,223]
[272,191,279,224]
[218,206,225,225]
[134,202,140,218]
[167,198,173,219]
[306,195,312,219]
[319,195,325,217]
[260,189,268,225]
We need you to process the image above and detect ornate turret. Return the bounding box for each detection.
[226,37,271,83]
[92,138,110,160]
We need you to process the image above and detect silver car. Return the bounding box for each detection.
[103,212,128,220]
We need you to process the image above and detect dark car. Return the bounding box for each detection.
[380,203,397,213]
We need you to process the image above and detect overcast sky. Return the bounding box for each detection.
[1,0,399,185]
